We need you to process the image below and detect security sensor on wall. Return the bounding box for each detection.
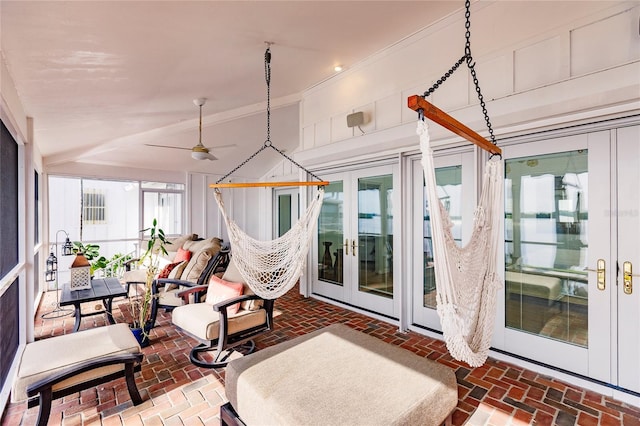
[347,111,365,134]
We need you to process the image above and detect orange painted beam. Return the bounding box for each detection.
[408,95,501,156]
[210,181,329,189]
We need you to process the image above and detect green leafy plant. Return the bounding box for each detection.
[72,241,108,275]
[129,219,169,334]
[108,252,133,277]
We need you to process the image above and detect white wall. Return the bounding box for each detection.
[297,1,639,158]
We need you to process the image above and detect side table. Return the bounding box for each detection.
[60,277,128,332]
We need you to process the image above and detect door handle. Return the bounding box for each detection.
[623,261,638,295]
[584,259,606,291]
[344,239,349,256]
[351,239,358,257]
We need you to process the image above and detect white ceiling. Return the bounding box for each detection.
[1,1,461,179]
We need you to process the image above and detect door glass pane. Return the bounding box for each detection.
[318,181,344,285]
[424,166,463,308]
[278,194,292,237]
[358,174,393,298]
[505,150,588,347]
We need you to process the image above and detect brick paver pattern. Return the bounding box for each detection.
[2,285,640,425]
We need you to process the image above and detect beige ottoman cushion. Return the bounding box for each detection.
[506,271,562,303]
[12,323,141,402]
[225,323,457,426]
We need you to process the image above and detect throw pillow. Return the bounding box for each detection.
[182,249,213,282]
[174,247,192,263]
[165,260,189,291]
[222,259,263,311]
[206,275,244,315]
[158,261,183,279]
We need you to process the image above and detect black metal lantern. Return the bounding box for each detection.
[41,230,74,319]
[45,251,57,282]
[61,237,74,256]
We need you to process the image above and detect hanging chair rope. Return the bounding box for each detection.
[214,44,325,187]
[419,120,503,367]
[212,44,325,298]
[411,1,503,366]
[215,187,324,299]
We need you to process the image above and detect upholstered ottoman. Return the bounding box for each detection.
[505,271,563,332]
[12,323,144,426]
[222,323,457,426]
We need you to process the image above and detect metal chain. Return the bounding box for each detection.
[266,144,325,182]
[463,0,496,146]
[216,45,324,184]
[421,0,497,149]
[265,46,271,145]
[422,55,466,97]
[215,144,269,184]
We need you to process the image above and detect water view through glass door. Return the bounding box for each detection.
[505,150,589,346]
[313,165,398,317]
[357,175,394,299]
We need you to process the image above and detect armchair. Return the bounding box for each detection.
[171,257,276,368]
[148,245,230,328]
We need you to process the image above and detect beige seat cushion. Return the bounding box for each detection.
[182,237,223,257]
[164,233,198,259]
[172,303,267,341]
[181,238,223,282]
[225,323,457,426]
[12,323,141,402]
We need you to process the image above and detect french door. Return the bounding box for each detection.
[312,164,399,318]
[499,126,640,392]
[411,149,475,329]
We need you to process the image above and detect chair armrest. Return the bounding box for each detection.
[175,285,209,303]
[156,278,199,287]
[123,258,141,272]
[212,294,262,312]
[26,353,143,397]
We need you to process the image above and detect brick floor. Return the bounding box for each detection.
[2,286,640,425]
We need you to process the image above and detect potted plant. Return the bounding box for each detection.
[128,218,169,346]
[72,241,108,276]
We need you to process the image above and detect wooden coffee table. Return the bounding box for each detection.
[60,277,128,332]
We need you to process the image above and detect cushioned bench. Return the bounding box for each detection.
[222,323,457,426]
[505,271,563,332]
[12,323,144,426]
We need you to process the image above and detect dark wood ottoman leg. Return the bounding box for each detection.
[220,402,245,426]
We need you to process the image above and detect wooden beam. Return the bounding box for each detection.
[407,95,501,156]
[210,181,330,189]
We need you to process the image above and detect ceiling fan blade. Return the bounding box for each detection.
[205,143,237,150]
[144,143,190,151]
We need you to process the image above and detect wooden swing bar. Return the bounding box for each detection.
[209,181,329,189]
[407,95,501,156]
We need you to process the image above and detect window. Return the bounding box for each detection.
[0,120,20,392]
[83,189,106,224]
[142,182,185,236]
[35,170,40,244]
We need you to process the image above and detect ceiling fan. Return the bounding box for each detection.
[145,98,234,161]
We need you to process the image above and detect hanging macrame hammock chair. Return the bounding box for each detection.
[409,0,503,367]
[210,44,328,300]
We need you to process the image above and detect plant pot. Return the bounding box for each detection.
[130,324,152,348]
